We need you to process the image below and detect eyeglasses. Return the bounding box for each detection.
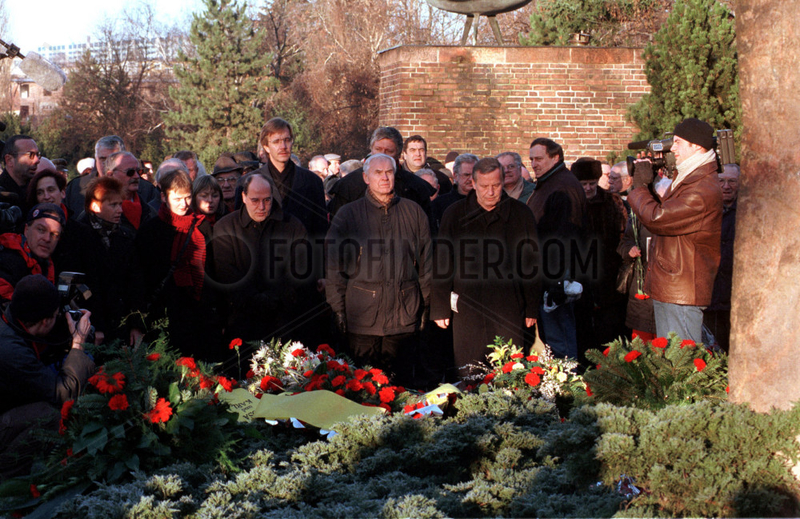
[267,137,293,147]
[15,151,42,160]
[217,177,238,184]
[112,167,143,177]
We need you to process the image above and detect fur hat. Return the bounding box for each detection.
[571,158,602,181]
[673,118,714,150]
[9,274,59,323]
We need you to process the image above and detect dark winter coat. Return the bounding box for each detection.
[326,191,432,336]
[327,163,436,218]
[432,191,540,374]
[57,215,144,341]
[0,233,54,304]
[430,189,466,237]
[209,203,310,343]
[585,187,626,307]
[628,161,722,306]
[708,200,736,311]
[0,309,95,415]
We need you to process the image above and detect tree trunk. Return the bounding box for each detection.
[729,0,800,411]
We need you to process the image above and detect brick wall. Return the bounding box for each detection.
[378,46,649,164]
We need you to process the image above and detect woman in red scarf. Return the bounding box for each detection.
[136,169,222,361]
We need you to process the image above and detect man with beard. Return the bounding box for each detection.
[0,135,40,217]
[432,158,539,379]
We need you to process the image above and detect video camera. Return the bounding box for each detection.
[626,129,736,179]
[57,271,95,344]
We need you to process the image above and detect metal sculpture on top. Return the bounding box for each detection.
[426,0,532,45]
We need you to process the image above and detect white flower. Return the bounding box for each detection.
[556,372,567,383]
[512,362,525,371]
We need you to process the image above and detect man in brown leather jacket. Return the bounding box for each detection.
[628,118,723,343]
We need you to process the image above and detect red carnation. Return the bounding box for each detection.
[501,361,516,373]
[146,353,161,361]
[199,376,214,389]
[290,348,305,357]
[335,389,345,396]
[217,376,235,392]
[229,338,242,350]
[354,369,367,380]
[303,370,314,378]
[526,355,538,362]
[316,344,335,356]
[524,372,541,387]
[586,384,594,397]
[108,394,129,411]
[634,293,650,300]
[176,357,197,371]
[694,358,707,371]
[346,379,363,391]
[246,369,255,379]
[680,340,696,348]
[148,398,173,424]
[372,372,389,385]
[511,353,524,359]
[59,399,74,435]
[650,337,668,348]
[260,376,283,392]
[602,347,610,357]
[482,372,496,384]
[362,382,377,395]
[624,350,642,362]
[531,366,545,375]
[379,387,395,403]
[331,375,347,387]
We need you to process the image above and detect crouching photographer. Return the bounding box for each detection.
[0,274,95,481]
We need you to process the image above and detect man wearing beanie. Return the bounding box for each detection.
[628,118,723,343]
[0,274,95,480]
[0,202,65,304]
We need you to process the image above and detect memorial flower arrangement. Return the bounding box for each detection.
[44,333,239,493]
[470,336,586,403]
[243,339,411,413]
[581,333,728,409]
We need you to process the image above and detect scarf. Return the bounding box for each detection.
[122,193,143,230]
[0,233,55,301]
[506,176,525,200]
[672,149,716,190]
[157,205,206,301]
[88,213,119,249]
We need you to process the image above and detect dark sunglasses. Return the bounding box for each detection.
[113,167,143,177]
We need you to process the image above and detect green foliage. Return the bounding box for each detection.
[520,0,665,46]
[582,333,728,409]
[165,0,275,167]
[628,0,741,151]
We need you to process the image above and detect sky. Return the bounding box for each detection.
[5,0,208,54]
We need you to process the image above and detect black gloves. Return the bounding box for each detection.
[632,160,654,190]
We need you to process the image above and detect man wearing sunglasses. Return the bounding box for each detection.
[0,135,41,217]
[103,151,156,234]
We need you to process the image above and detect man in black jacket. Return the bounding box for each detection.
[326,154,432,386]
[0,275,94,480]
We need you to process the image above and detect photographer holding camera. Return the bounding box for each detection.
[0,274,95,481]
[627,118,723,343]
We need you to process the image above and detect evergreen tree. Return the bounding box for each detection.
[165,0,274,167]
[629,0,740,146]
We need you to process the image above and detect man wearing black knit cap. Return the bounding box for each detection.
[628,118,723,343]
[0,274,94,480]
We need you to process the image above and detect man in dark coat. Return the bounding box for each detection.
[209,173,310,354]
[0,275,94,480]
[0,135,40,221]
[430,153,477,237]
[704,163,739,352]
[432,158,540,379]
[327,127,436,218]
[325,153,432,386]
[526,138,587,359]
[401,134,452,196]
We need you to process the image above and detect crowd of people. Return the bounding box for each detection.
[0,116,739,479]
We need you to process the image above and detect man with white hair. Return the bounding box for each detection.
[325,153,432,386]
